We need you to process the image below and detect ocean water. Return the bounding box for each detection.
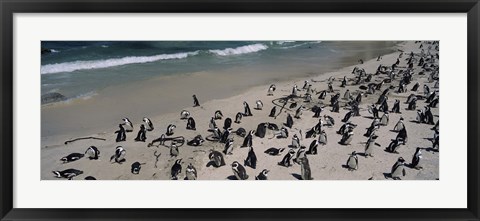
[41,41,399,101]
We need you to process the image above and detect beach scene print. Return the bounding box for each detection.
[41,41,439,180]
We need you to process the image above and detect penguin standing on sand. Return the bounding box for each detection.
[411,82,420,91]
[267,84,276,96]
[306,140,318,155]
[52,169,83,180]
[186,117,196,130]
[187,135,204,146]
[390,157,406,180]
[208,150,226,167]
[171,159,183,180]
[285,113,294,128]
[223,138,234,155]
[220,128,232,143]
[339,129,354,145]
[122,118,133,132]
[185,163,197,180]
[235,112,243,124]
[170,143,179,157]
[255,123,268,138]
[394,117,405,131]
[342,111,354,123]
[255,169,269,180]
[278,149,295,167]
[292,85,299,96]
[392,99,401,113]
[410,147,423,170]
[192,95,200,107]
[180,110,190,119]
[223,118,232,130]
[346,151,358,171]
[214,110,223,120]
[232,161,249,180]
[60,153,84,163]
[242,130,254,147]
[386,139,402,154]
[318,130,327,145]
[255,100,263,110]
[313,106,323,118]
[115,124,126,142]
[295,105,305,119]
[269,106,276,117]
[291,134,300,148]
[324,115,335,127]
[318,90,327,100]
[364,135,378,157]
[297,156,313,180]
[85,146,100,160]
[396,127,408,144]
[209,117,217,130]
[110,146,126,164]
[380,111,389,126]
[131,162,144,174]
[134,124,147,142]
[244,146,257,169]
[143,117,154,131]
[166,124,176,136]
[243,101,253,116]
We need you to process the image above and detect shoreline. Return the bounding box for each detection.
[41,41,439,180]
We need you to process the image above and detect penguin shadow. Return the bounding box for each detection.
[356,152,368,157]
[409,120,420,123]
[112,159,126,164]
[383,173,393,179]
[206,161,224,168]
[424,147,439,153]
[363,116,375,120]
[389,130,400,133]
[291,173,303,180]
[227,175,239,180]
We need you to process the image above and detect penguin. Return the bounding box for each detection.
[411,82,420,91]
[209,117,217,131]
[416,109,425,123]
[297,156,313,180]
[269,106,276,117]
[394,117,405,132]
[235,112,243,124]
[364,135,378,157]
[424,107,435,125]
[223,118,232,130]
[411,147,423,170]
[294,146,307,164]
[331,100,340,113]
[305,94,312,103]
[185,163,197,180]
[255,100,263,110]
[60,153,84,163]
[223,138,234,155]
[255,123,268,138]
[342,111,354,123]
[187,135,205,146]
[292,84,299,96]
[324,115,335,127]
[171,159,182,180]
[235,127,247,137]
[346,151,359,171]
[242,130,254,147]
[84,176,96,180]
[186,117,196,130]
[131,161,144,174]
[180,110,190,120]
[85,146,100,160]
[386,139,402,154]
[396,127,408,144]
[380,111,389,126]
[278,149,295,167]
[392,99,401,113]
[318,130,327,145]
[338,122,355,135]
[170,143,179,157]
[220,128,232,143]
[305,126,318,139]
[143,117,154,131]
[267,84,276,96]
[291,134,300,148]
[208,150,226,167]
[134,124,147,142]
[52,169,83,180]
[408,97,417,110]
[313,105,322,118]
[255,169,269,180]
[231,161,249,180]
[166,124,176,136]
[306,140,318,155]
[328,82,334,92]
[115,124,126,142]
[339,129,354,145]
[302,80,309,90]
[264,147,285,156]
[243,101,253,116]
[212,126,222,140]
[276,126,289,139]
[192,95,200,107]
[318,90,327,100]
[110,146,126,163]
[244,146,257,169]
[423,85,430,96]
[390,157,406,180]
[214,110,223,120]
[343,89,351,100]
[285,113,294,128]
[295,105,304,119]
[121,118,133,132]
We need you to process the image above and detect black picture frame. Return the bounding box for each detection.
[1,0,479,220]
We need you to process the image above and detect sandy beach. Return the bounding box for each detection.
[41,41,439,180]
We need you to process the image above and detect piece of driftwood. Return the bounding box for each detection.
[64,137,106,145]
[153,151,161,168]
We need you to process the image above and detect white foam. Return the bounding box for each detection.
[41,51,199,74]
[209,43,268,56]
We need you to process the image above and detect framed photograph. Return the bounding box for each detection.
[1,0,479,220]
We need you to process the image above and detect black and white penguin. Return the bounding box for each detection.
[346,151,359,171]
[331,100,340,113]
[185,163,197,180]
[121,118,133,132]
[275,126,289,139]
[209,117,217,131]
[423,85,430,96]
[131,162,144,174]
[208,150,226,167]
[243,101,253,116]
[294,105,305,119]
[220,128,232,143]
[364,135,378,157]
[235,127,247,137]
[278,149,295,167]
[342,111,354,123]
[242,130,254,147]
[143,117,154,131]
[244,146,257,169]
[339,129,354,145]
[264,147,285,156]
[186,117,196,130]
[380,111,389,126]
[223,138,234,155]
[223,118,232,130]
[328,83,334,92]
[285,113,294,128]
[291,134,300,148]
[255,100,263,110]
[52,169,83,180]
[85,146,100,160]
[192,95,200,107]
[170,143,179,157]
[408,97,417,110]
[297,156,313,180]
[267,84,276,96]
[110,146,126,164]
[255,169,269,180]
[424,106,435,125]
[255,123,268,138]
[411,82,420,91]
[291,84,299,96]
[134,124,147,142]
[187,135,205,146]
[386,139,402,154]
[269,106,276,117]
[312,105,323,118]
[231,161,249,180]
[390,157,406,180]
[341,76,347,87]
[396,127,408,144]
[171,159,183,180]
[355,92,363,104]
[306,140,318,155]
[302,80,309,90]
[410,147,423,170]
[166,124,176,136]
[235,112,243,124]
[343,89,351,100]
[115,124,126,142]
[318,90,327,100]
[84,176,96,180]
[324,115,335,127]
[392,99,401,113]
[393,117,405,131]
[318,130,327,145]
[214,110,223,120]
[416,109,425,123]
[180,110,190,119]
[60,153,84,163]
[212,126,222,140]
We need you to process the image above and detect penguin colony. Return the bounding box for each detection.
[50,41,439,180]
